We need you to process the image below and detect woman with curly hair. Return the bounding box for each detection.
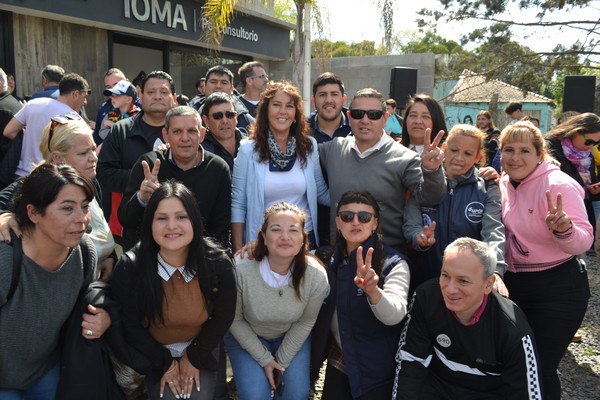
[231,81,329,253]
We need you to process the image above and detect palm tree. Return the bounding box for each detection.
[200,0,397,88]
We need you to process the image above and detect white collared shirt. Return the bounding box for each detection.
[349,131,390,158]
[157,254,195,283]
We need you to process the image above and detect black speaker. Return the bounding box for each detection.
[390,67,418,109]
[563,76,596,113]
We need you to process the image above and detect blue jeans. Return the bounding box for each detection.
[224,332,310,400]
[0,363,60,400]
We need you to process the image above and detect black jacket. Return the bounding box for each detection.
[109,245,237,382]
[97,111,164,195]
[117,149,231,250]
[546,136,598,231]
[56,281,126,400]
[0,91,23,162]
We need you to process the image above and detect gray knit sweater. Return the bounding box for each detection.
[319,135,447,248]
[0,236,96,389]
[230,255,329,368]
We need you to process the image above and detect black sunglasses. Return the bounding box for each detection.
[48,112,83,151]
[211,111,236,120]
[338,210,375,223]
[349,109,384,120]
[581,132,600,147]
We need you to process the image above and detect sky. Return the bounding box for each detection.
[315,0,598,55]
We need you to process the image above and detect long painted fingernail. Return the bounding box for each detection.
[197,386,201,392]
[159,394,163,399]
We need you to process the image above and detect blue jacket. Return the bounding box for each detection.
[30,85,59,99]
[310,235,407,398]
[307,107,351,143]
[231,136,329,245]
[404,167,506,282]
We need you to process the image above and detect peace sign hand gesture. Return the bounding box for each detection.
[139,159,161,204]
[420,128,445,171]
[545,190,572,233]
[354,246,383,305]
[416,221,437,248]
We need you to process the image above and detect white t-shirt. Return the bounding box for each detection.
[14,98,74,176]
[263,160,313,232]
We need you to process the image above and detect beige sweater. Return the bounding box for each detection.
[230,255,329,368]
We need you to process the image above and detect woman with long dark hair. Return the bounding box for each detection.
[401,93,447,154]
[545,112,600,234]
[225,202,329,399]
[110,181,236,400]
[231,81,329,253]
[311,191,410,399]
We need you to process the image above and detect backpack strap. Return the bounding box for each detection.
[7,231,23,301]
[8,234,92,301]
[79,235,91,287]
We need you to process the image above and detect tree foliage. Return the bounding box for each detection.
[311,39,380,58]
[417,0,600,68]
[398,30,588,98]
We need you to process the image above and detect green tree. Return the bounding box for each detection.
[311,39,380,58]
[417,0,600,68]
[200,0,398,87]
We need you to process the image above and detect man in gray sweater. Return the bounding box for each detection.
[319,88,446,250]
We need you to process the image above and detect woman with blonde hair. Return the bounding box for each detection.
[0,112,116,280]
[404,124,507,294]
[499,121,592,399]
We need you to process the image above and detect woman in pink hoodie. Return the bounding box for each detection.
[498,121,593,400]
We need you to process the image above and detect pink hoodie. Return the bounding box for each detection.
[500,161,593,272]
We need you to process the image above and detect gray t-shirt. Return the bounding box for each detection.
[0,236,96,389]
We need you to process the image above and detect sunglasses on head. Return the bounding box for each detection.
[338,210,375,223]
[349,109,384,120]
[48,112,83,151]
[211,111,236,120]
[581,132,600,147]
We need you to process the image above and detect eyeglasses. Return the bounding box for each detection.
[349,109,384,120]
[250,74,269,80]
[211,111,237,120]
[48,112,83,151]
[581,132,600,147]
[79,89,92,96]
[337,210,375,223]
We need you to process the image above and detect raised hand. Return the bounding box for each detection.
[420,128,445,170]
[416,221,437,248]
[354,246,382,304]
[545,190,571,233]
[139,159,161,204]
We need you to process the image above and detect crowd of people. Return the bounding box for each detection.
[0,62,597,400]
